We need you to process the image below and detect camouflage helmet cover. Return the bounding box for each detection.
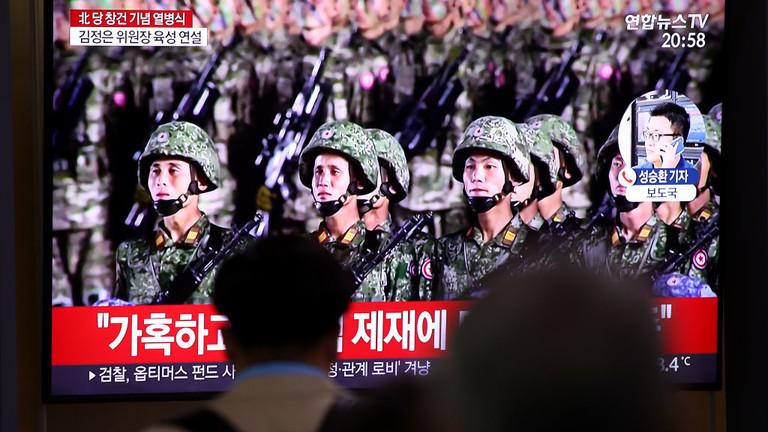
[702,115,722,155]
[138,121,220,193]
[366,128,410,202]
[453,116,531,183]
[595,125,620,188]
[708,103,722,124]
[299,121,379,195]
[517,122,558,190]
[526,114,588,179]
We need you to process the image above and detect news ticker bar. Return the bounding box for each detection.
[50,353,717,396]
[50,358,444,395]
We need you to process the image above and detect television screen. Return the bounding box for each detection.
[46,0,724,401]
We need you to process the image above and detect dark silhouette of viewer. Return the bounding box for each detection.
[142,235,356,432]
[442,265,670,432]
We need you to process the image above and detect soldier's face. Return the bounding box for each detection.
[313,153,353,202]
[463,153,508,197]
[509,162,536,202]
[608,151,626,196]
[148,158,194,201]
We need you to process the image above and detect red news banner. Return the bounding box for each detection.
[70,9,193,28]
[51,299,717,366]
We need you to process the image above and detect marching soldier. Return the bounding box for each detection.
[433,116,537,300]
[526,114,588,225]
[358,128,437,301]
[114,121,241,304]
[579,128,671,282]
[297,121,382,297]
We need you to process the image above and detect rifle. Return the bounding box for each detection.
[654,47,691,94]
[125,29,243,234]
[654,213,719,277]
[513,39,582,121]
[394,47,469,158]
[52,47,95,176]
[151,213,263,305]
[252,47,331,237]
[351,212,433,286]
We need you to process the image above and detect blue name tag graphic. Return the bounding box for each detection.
[633,168,699,185]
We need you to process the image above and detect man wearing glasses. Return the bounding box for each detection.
[636,102,696,171]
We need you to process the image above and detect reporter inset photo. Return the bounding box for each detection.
[634,102,696,171]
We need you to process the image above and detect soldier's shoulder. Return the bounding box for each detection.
[116,237,152,262]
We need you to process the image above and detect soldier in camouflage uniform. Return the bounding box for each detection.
[52,45,115,306]
[298,121,388,301]
[114,121,241,304]
[663,108,721,291]
[358,128,437,301]
[579,128,672,282]
[433,116,537,300]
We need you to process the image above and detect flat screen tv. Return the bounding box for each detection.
[45,0,724,401]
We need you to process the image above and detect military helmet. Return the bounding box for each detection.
[138,121,220,193]
[702,115,722,155]
[526,114,587,183]
[299,121,379,195]
[518,122,557,194]
[595,125,620,189]
[453,116,530,183]
[708,103,722,124]
[366,128,410,203]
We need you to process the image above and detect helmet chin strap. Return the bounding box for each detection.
[609,194,639,213]
[153,180,200,217]
[357,193,380,215]
[314,187,354,217]
[465,180,515,213]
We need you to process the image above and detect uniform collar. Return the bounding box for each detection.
[691,199,718,222]
[466,215,523,249]
[525,212,547,232]
[372,214,394,234]
[546,203,571,225]
[316,219,367,248]
[611,213,659,247]
[155,213,209,251]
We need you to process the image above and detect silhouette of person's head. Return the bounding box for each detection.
[445,265,668,432]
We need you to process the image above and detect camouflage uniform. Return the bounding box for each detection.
[52,48,116,306]
[433,116,535,300]
[579,212,670,282]
[435,214,531,300]
[114,121,241,304]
